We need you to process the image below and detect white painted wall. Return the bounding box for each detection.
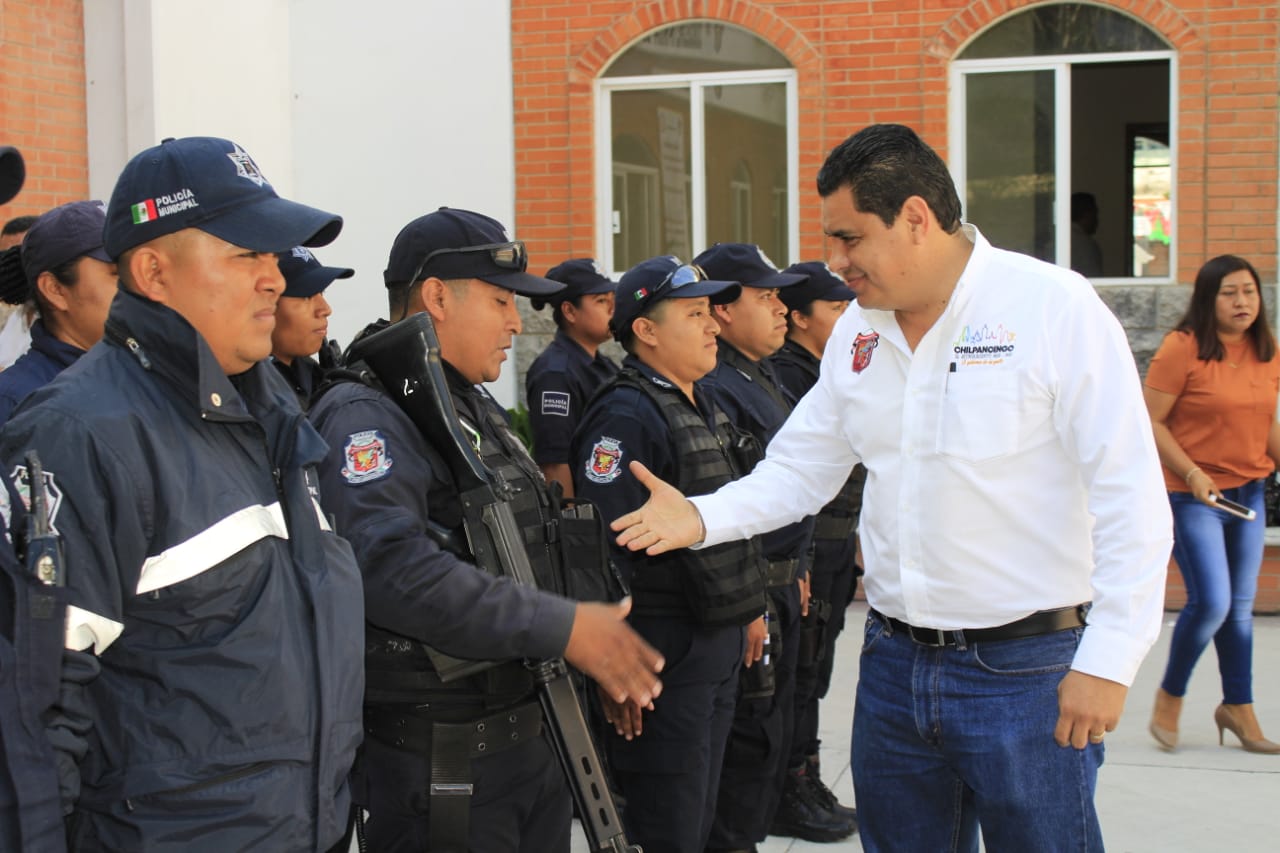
[82,0,520,404]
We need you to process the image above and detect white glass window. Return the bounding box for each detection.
[597,22,798,274]
[949,4,1176,281]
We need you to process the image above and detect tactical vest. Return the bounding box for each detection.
[612,369,766,627]
[770,342,864,544]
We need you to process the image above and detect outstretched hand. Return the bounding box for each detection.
[564,597,664,706]
[611,461,704,555]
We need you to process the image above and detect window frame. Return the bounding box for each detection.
[595,66,799,277]
[948,48,1178,285]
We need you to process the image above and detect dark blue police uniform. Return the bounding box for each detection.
[572,355,756,853]
[769,339,864,769]
[272,354,324,412]
[310,344,577,853]
[0,319,84,427]
[703,338,815,851]
[525,329,618,468]
[0,289,365,852]
[0,469,66,853]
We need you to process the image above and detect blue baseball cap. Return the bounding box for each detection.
[611,255,741,341]
[279,246,354,298]
[541,258,616,304]
[778,261,857,311]
[103,136,342,259]
[20,200,111,287]
[383,207,562,297]
[692,243,807,290]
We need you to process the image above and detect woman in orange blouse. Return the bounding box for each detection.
[1145,255,1280,754]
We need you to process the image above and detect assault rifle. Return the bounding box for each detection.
[348,313,640,853]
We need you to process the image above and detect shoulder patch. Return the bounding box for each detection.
[541,390,571,417]
[10,464,62,535]
[585,436,624,484]
[341,430,393,484]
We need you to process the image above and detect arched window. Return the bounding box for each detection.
[598,21,797,273]
[950,4,1175,280]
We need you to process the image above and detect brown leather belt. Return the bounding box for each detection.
[872,604,1088,647]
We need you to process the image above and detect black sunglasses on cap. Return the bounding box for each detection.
[632,263,710,312]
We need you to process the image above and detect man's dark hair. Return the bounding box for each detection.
[816,124,962,233]
[1,215,37,237]
[1177,254,1275,363]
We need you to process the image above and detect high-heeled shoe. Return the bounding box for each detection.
[1214,704,1280,754]
[1148,720,1178,751]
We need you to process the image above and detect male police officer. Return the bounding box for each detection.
[308,208,663,853]
[572,256,765,853]
[0,136,365,851]
[768,261,861,839]
[690,243,845,850]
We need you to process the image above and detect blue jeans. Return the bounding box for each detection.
[853,615,1104,852]
[1160,479,1266,704]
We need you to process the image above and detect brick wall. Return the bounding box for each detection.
[510,0,1280,613]
[509,0,1278,286]
[0,0,90,222]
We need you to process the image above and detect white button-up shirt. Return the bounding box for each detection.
[693,226,1172,685]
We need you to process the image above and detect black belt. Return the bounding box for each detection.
[363,701,543,758]
[766,558,799,588]
[871,604,1088,647]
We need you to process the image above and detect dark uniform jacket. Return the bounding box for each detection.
[525,330,619,467]
[0,289,365,852]
[0,319,85,427]
[705,340,814,577]
[308,354,576,700]
[271,354,324,413]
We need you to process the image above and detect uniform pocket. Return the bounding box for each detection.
[936,369,1022,463]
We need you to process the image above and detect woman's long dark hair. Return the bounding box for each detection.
[1175,254,1275,362]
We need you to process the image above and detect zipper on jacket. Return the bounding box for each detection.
[124,337,152,370]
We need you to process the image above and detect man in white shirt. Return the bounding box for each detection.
[611,124,1172,851]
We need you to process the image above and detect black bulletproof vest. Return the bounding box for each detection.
[769,342,864,544]
[612,369,765,627]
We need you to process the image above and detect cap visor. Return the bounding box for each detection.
[675,279,741,304]
[820,282,858,301]
[284,265,354,298]
[198,195,343,253]
[748,271,808,289]
[581,279,617,295]
[480,270,566,297]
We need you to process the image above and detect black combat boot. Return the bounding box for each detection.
[804,753,858,827]
[768,762,857,842]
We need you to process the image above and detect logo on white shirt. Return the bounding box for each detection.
[851,330,880,373]
[952,323,1017,366]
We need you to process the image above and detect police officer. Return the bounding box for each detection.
[690,242,846,850]
[0,140,64,853]
[571,255,766,853]
[271,246,352,410]
[526,258,619,496]
[767,261,861,840]
[307,208,663,853]
[0,136,365,851]
[0,201,118,427]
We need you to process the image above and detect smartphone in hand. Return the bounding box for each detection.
[1209,494,1257,521]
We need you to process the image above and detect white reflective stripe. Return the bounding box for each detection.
[312,497,332,532]
[65,604,124,654]
[136,503,289,595]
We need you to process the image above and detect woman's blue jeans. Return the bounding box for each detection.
[1160,479,1266,704]
[852,614,1104,852]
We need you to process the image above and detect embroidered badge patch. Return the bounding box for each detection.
[851,330,880,373]
[541,391,571,417]
[341,430,393,484]
[9,464,63,534]
[227,143,268,187]
[586,436,624,484]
